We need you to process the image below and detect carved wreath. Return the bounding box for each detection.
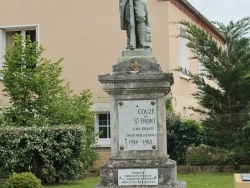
[130,58,142,71]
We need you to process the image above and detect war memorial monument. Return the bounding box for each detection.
[97,0,186,187]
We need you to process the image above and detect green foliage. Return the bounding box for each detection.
[0,34,94,128]
[1,34,61,126]
[176,17,250,115]
[0,34,97,179]
[0,126,97,183]
[167,112,208,164]
[5,172,42,188]
[203,113,249,148]
[235,120,250,164]
[186,144,225,166]
[165,94,174,113]
[223,120,250,165]
[175,17,250,151]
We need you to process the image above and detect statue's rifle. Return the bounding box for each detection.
[129,0,136,49]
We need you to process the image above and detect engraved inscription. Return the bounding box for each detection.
[118,169,158,186]
[118,100,157,150]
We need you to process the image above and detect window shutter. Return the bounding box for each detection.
[0,29,5,68]
[179,26,189,73]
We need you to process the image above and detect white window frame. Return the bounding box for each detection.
[198,61,208,84]
[0,29,5,70]
[95,112,111,147]
[0,24,40,69]
[179,25,190,80]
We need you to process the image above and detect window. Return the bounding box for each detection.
[198,61,208,83]
[179,26,189,79]
[98,113,111,139]
[0,25,39,69]
[96,113,111,147]
[183,107,187,117]
[5,30,36,47]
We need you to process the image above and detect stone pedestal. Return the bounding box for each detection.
[97,50,186,188]
[98,159,185,188]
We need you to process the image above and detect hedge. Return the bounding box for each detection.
[0,125,97,183]
[186,144,225,166]
[167,112,209,165]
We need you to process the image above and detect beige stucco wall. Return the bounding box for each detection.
[167,2,200,119]
[0,0,220,120]
[0,0,122,102]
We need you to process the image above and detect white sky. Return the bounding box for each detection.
[187,0,250,24]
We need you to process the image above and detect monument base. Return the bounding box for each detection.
[97,184,185,188]
[98,53,186,188]
[97,158,186,188]
[117,49,155,63]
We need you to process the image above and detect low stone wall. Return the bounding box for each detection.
[178,165,250,174]
[91,147,250,175]
[90,147,111,175]
[0,177,7,184]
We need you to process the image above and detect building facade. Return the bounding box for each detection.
[0,0,225,163]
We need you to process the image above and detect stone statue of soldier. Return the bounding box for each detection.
[119,0,151,49]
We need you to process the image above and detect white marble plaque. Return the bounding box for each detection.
[118,169,158,186]
[118,100,157,150]
[242,174,250,181]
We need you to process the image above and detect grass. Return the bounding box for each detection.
[0,173,235,188]
[42,177,99,188]
[43,173,234,188]
[178,173,234,188]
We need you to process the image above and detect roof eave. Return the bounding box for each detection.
[180,0,226,43]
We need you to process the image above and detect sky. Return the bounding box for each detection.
[187,0,250,25]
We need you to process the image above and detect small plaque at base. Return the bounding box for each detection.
[241,174,250,181]
[118,169,158,186]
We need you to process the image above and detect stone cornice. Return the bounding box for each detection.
[98,59,174,95]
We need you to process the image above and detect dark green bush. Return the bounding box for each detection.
[223,121,250,165]
[203,114,249,148]
[5,172,42,188]
[0,126,97,183]
[186,144,225,165]
[167,112,209,165]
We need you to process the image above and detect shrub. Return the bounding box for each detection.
[186,144,225,165]
[5,172,42,188]
[223,120,250,165]
[167,112,209,164]
[0,126,97,183]
[203,114,249,149]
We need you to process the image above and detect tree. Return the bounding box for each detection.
[0,34,94,128]
[176,17,250,148]
[0,34,98,178]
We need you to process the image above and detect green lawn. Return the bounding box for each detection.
[0,173,235,188]
[41,173,234,188]
[178,173,234,188]
[42,177,99,188]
